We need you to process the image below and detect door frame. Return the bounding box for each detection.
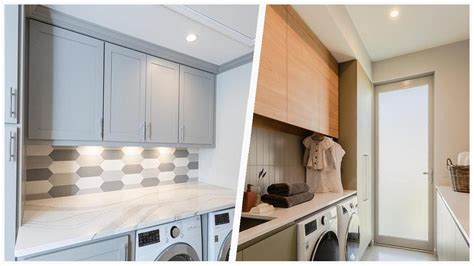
[374,74,434,251]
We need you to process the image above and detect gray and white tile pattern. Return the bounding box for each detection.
[25,145,199,200]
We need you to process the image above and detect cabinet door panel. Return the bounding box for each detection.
[179,66,215,145]
[28,20,104,141]
[104,43,146,142]
[242,224,296,261]
[287,8,319,131]
[319,77,338,137]
[24,236,128,261]
[146,56,179,143]
[5,5,19,124]
[4,126,18,261]
[254,5,287,123]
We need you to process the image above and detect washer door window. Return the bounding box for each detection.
[311,231,339,261]
[155,243,200,261]
[218,231,232,261]
[346,213,361,261]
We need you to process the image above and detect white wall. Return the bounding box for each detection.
[372,40,469,185]
[199,62,253,190]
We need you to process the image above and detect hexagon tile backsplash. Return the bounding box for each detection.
[25,146,199,200]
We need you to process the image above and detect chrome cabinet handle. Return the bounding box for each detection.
[146,122,151,140]
[9,87,17,118]
[182,125,185,141]
[363,154,369,201]
[9,131,16,162]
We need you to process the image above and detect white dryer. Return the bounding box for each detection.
[207,208,234,261]
[297,206,339,261]
[337,196,360,261]
[135,216,202,261]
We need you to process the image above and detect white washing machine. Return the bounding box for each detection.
[297,206,339,261]
[207,208,234,261]
[135,216,202,261]
[337,196,360,261]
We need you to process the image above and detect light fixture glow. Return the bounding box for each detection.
[186,34,198,42]
[390,9,399,18]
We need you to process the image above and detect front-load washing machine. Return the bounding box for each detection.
[135,216,202,261]
[297,206,339,261]
[337,196,360,261]
[207,208,234,261]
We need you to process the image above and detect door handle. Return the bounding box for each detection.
[9,130,16,162]
[9,87,17,118]
[423,171,433,184]
[363,154,369,201]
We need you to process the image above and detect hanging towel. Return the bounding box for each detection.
[303,136,345,193]
[267,183,309,196]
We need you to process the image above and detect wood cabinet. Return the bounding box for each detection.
[21,235,129,261]
[238,224,297,261]
[28,20,104,141]
[254,5,287,123]
[436,193,469,261]
[338,60,373,259]
[145,56,180,143]
[179,66,215,145]
[254,5,339,138]
[104,43,146,142]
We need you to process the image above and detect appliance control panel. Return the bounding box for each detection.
[138,229,160,247]
[214,213,230,225]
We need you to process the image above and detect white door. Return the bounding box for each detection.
[375,75,433,251]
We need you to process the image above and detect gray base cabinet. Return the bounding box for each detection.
[436,193,469,261]
[21,235,129,261]
[28,20,104,141]
[104,43,146,142]
[238,224,297,261]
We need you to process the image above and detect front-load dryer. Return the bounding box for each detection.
[135,216,202,261]
[297,206,339,261]
[337,196,360,261]
[207,208,234,261]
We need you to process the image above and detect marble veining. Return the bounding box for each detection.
[238,190,357,245]
[15,182,235,258]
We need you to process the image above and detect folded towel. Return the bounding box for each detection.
[261,192,314,208]
[267,183,309,196]
[458,152,469,166]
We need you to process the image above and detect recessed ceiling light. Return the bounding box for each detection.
[186,33,198,42]
[390,9,399,18]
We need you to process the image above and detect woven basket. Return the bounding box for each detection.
[447,158,469,193]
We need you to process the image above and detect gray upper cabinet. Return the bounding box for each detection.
[22,235,129,261]
[179,66,215,145]
[5,5,19,124]
[145,56,179,143]
[28,20,104,141]
[104,43,146,142]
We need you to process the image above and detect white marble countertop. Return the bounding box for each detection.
[15,182,235,258]
[436,186,469,243]
[238,190,356,246]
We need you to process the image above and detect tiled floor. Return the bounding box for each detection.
[362,245,438,261]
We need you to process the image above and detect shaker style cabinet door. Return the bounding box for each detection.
[4,5,20,124]
[145,56,179,143]
[104,43,146,142]
[28,20,104,141]
[22,235,129,261]
[179,66,215,145]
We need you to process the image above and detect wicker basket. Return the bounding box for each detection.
[447,158,469,193]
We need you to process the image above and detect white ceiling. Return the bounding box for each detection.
[345,5,469,61]
[47,5,259,65]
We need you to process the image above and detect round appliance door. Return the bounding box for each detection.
[345,212,361,261]
[155,243,200,261]
[218,231,232,261]
[310,231,339,261]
